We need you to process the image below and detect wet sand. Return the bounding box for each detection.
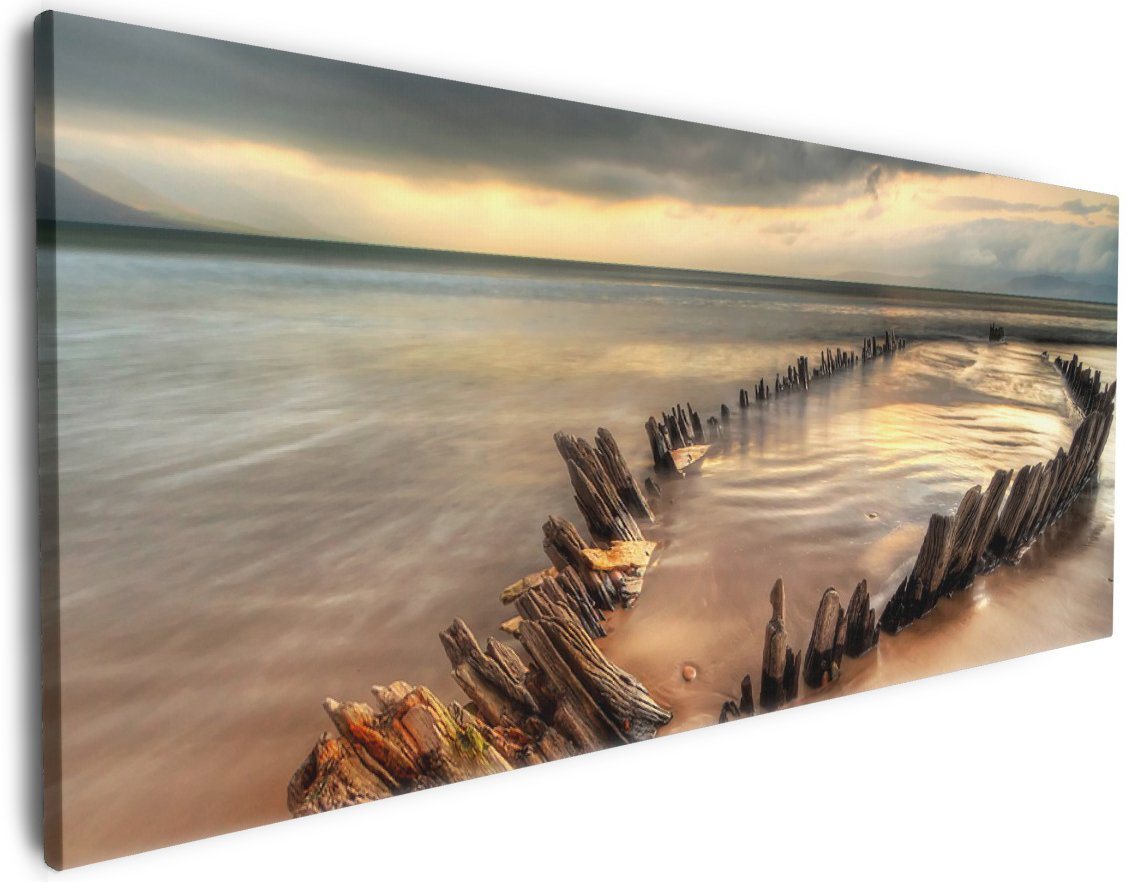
[599,341,1114,732]
[48,239,1115,864]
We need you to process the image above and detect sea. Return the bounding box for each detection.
[40,224,1116,865]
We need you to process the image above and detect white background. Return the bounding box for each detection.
[2,1,1124,878]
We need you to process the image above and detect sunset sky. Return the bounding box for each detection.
[46,14,1119,300]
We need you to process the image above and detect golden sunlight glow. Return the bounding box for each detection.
[53,121,1118,281]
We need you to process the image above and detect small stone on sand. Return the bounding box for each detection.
[682,664,697,682]
[866,512,879,520]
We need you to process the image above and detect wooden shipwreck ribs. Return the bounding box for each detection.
[881,355,1114,634]
[288,425,669,817]
[646,329,906,475]
[720,351,1115,722]
[289,328,908,814]
[1056,352,1106,415]
[289,331,1112,818]
[724,575,878,721]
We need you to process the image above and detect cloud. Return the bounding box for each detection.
[931,194,1117,217]
[826,220,1116,302]
[759,220,808,236]
[865,166,884,199]
[52,13,972,209]
[759,220,808,246]
[1059,198,1107,216]
[896,218,1118,287]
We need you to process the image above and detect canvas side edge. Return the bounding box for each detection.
[34,9,63,871]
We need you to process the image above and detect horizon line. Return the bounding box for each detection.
[41,218,1119,309]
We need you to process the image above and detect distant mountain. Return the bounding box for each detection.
[38,163,177,228]
[1004,274,1116,304]
[836,269,931,288]
[37,164,272,236]
[837,267,1116,305]
[39,162,337,241]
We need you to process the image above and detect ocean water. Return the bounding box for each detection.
[43,232,1116,865]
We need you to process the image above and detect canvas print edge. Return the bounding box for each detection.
[36,10,1117,868]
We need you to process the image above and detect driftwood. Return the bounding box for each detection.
[646,409,710,474]
[803,588,846,689]
[721,349,1113,718]
[541,515,619,610]
[290,418,671,818]
[844,579,879,657]
[716,578,796,722]
[650,329,907,473]
[538,430,659,615]
[669,445,710,472]
[580,539,656,605]
[861,330,906,363]
[719,674,755,723]
[515,611,672,745]
[966,469,1013,573]
[289,604,670,813]
[509,527,655,630]
[759,578,800,712]
[291,330,916,818]
[555,431,645,543]
[595,427,655,522]
[287,732,393,817]
[936,486,984,594]
[294,336,1111,823]
[441,617,542,728]
[288,685,514,819]
[881,370,1115,636]
[1055,353,1115,417]
[501,566,608,639]
[879,514,953,633]
[644,416,672,470]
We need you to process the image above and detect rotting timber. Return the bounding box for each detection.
[286,331,1114,816]
[288,423,671,818]
[646,329,906,475]
[880,355,1114,635]
[289,329,912,815]
[719,352,1114,723]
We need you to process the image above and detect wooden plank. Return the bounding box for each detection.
[670,444,710,472]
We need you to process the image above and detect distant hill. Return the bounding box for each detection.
[838,267,1116,306]
[38,163,178,228]
[1004,274,1116,304]
[36,164,269,236]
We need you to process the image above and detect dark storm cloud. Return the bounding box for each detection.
[52,13,971,207]
[865,166,884,199]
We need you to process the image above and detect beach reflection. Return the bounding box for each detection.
[600,341,1113,733]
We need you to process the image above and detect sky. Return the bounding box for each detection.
[45,13,1119,301]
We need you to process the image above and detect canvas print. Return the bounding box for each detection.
[36,11,1117,869]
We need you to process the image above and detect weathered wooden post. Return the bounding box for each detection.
[844,579,879,657]
[803,587,846,689]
